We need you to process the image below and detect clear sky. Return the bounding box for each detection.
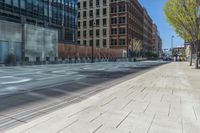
[139,0,184,49]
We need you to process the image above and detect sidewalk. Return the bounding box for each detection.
[6,62,200,133]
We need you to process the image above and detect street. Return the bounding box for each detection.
[5,62,200,133]
[0,61,165,132]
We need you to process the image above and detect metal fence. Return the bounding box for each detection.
[58,44,125,60]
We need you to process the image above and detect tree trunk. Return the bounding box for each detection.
[195,43,199,69]
[189,43,193,66]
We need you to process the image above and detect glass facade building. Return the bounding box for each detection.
[0,0,78,44]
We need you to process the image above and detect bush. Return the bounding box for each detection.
[145,52,158,58]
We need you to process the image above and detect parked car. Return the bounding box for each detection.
[163,56,172,61]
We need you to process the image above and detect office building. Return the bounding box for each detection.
[77,0,110,48]
[0,0,78,63]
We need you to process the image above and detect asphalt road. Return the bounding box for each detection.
[0,61,166,132]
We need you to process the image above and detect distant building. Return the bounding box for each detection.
[143,9,153,53]
[152,24,162,56]
[77,0,110,48]
[77,0,158,58]
[109,0,144,52]
[172,46,186,61]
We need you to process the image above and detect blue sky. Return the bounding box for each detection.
[139,0,184,49]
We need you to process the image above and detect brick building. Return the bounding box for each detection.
[152,24,162,55]
[77,0,161,57]
[109,0,144,51]
[143,9,153,53]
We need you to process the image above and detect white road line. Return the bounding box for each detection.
[0,79,32,85]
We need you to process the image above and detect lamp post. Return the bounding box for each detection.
[91,19,95,63]
[171,35,174,56]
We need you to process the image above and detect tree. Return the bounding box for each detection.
[164,0,200,68]
[129,38,142,60]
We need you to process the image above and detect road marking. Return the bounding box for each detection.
[100,97,117,107]
[92,124,103,133]
[181,119,184,133]
[160,94,164,102]
[0,78,31,85]
[124,90,135,98]
[116,111,132,128]
[56,119,79,133]
[89,111,107,123]
[142,93,148,100]
[0,76,13,78]
[67,107,91,118]
[192,106,198,120]
[140,87,146,92]
[0,114,27,123]
[121,99,134,110]
[144,102,151,113]
[168,104,171,117]
[146,113,156,133]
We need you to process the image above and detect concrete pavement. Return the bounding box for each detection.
[0,61,165,131]
[5,62,200,133]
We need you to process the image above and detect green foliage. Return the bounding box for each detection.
[145,52,158,58]
[164,0,200,42]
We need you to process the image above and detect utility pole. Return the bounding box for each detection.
[91,19,95,63]
[171,35,174,56]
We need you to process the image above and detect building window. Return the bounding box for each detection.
[103,8,107,16]
[78,12,80,19]
[96,29,100,36]
[89,0,93,7]
[77,31,80,37]
[111,39,117,45]
[103,29,107,36]
[111,6,117,13]
[83,1,87,9]
[83,11,87,18]
[96,19,100,26]
[83,21,87,27]
[103,0,107,6]
[96,9,100,16]
[78,22,80,28]
[119,39,126,45]
[111,28,117,35]
[119,28,125,34]
[90,40,93,46]
[89,10,93,17]
[103,39,107,47]
[20,0,26,9]
[5,0,11,5]
[96,0,100,7]
[13,0,19,7]
[83,31,87,37]
[77,2,80,9]
[96,40,100,47]
[103,19,107,26]
[119,5,126,12]
[83,40,87,45]
[89,20,93,27]
[89,30,93,36]
[119,17,126,24]
[111,18,117,24]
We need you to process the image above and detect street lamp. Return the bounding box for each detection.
[171,35,174,50]
[171,35,174,56]
[91,19,95,63]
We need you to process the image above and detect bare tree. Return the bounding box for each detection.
[129,38,142,61]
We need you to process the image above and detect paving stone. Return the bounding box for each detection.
[5,62,200,133]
